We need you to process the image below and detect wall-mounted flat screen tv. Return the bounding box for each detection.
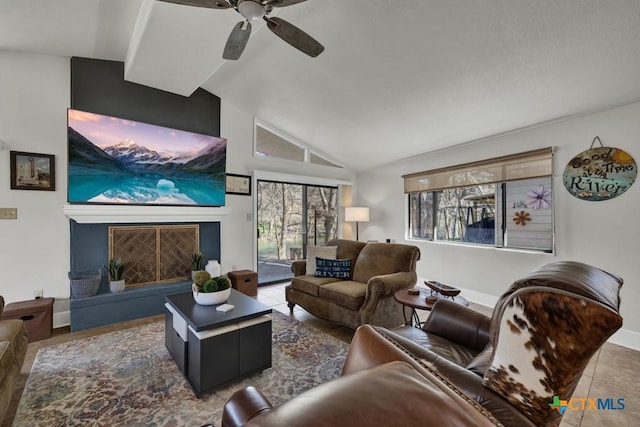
[68,109,226,206]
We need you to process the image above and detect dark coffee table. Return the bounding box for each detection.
[394,285,468,328]
[165,289,272,396]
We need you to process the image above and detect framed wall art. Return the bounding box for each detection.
[10,151,56,191]
[226,173,251,196]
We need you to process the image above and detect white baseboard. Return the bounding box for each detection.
[608,328,640,351]
[455,287,498,309]
[418,277,639,352]
[53,310,70,329]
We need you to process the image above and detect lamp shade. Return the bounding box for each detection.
[345,207,369,222]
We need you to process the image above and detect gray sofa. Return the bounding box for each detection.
[286,239,420,329]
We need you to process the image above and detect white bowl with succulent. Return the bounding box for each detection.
[192,270,231,305]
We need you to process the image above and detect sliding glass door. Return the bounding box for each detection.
[257,180,338,285]
[305,185,338,249]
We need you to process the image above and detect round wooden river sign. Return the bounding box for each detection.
[563,146,636,201]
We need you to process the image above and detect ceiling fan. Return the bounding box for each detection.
[158,0,324,60]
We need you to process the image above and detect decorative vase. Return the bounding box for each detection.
[192,287,231,305]
[205,260,221,277]
[109,279,125,293]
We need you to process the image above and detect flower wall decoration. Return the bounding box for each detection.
[526,185,552,209]
[513,210,531,226]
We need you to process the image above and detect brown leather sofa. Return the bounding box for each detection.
[286,239,420,329]
[222,345,501,427]
[0,296,29,422]
[223,261,623,427]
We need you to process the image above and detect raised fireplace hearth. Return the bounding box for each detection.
[65,204,227,331]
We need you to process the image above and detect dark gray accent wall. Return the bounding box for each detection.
[67,58,224,331]
[70,57,221,137]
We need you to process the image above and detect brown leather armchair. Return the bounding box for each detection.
[374,261,623,427]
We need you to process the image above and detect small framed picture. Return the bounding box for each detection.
[226,173,251,196]
[10,151,56,191]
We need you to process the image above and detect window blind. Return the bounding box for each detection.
[403,147,554,193]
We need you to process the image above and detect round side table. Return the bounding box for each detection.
[393,287,468,328]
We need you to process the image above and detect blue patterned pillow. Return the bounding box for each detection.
[314,257,351,279]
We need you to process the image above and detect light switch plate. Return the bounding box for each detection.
[0,208,17,220]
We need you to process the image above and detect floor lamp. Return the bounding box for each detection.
[345,207,370,241]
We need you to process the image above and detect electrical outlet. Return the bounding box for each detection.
[0,208,17,220]
[34,289,43,299]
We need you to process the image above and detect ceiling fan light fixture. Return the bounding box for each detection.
[164,0,323,59]
[238,0,265,20]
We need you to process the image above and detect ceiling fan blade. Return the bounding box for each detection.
[223,21,252,60]
[157,0,232,9]
[267,0,308,7]
[265,16,324,57]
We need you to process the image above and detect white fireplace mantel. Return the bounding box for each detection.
[63,204,231,224]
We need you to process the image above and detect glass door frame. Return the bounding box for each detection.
[255,179,338,285]
[252,171,351,286]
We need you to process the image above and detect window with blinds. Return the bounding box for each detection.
[404,148,554,252]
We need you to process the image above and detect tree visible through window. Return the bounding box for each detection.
[257,180,338,284]
[409,177,553,252]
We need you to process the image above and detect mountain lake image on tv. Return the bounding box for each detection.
[68,109,226,206]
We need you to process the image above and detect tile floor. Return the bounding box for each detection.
[258,282,640,427]
[5,283,638,427]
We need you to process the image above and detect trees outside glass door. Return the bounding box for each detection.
[257,180,338,285]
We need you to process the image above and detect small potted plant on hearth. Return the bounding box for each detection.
[192,270,231,305]
[191,251,205,280]
[106,258,125,293]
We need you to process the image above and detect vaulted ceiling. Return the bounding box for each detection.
[2,0,640,172]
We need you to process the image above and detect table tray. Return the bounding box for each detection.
[424,281,461,297]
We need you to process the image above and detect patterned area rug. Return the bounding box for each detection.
[14,312,349,426]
